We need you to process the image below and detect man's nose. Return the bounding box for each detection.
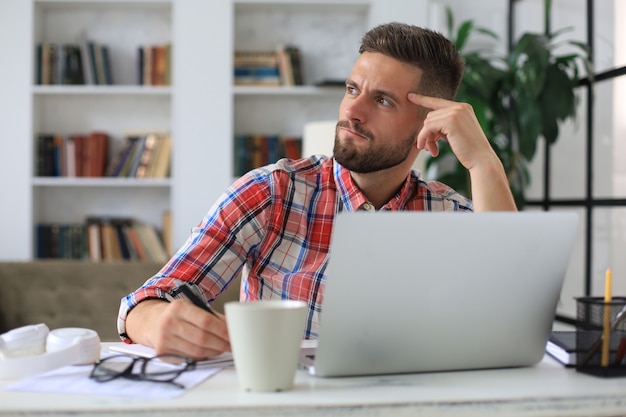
[343,95,368,124]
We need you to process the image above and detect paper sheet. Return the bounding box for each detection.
[108,342,234,365]
[5,350,228,399]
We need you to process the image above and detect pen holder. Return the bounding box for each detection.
[575,296,626,377]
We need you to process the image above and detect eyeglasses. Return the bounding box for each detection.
[90,354,196,389]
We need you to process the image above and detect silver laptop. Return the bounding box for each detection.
[300,211,579,377]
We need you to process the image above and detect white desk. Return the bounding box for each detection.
[2,354,626,417]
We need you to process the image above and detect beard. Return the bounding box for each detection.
[332,120,417,174]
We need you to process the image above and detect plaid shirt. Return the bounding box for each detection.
[118,156,472,341]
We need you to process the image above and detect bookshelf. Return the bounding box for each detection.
[231,1,365,173]
[0,0,231,261]
[231,0,430,176]
[30,1,172,260]
[0,0,429,261]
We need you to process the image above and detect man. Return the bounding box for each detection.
[119,22,516,360]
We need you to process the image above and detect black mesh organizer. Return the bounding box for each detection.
[575,296,626,377]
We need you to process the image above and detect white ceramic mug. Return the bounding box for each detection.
[225,300,307,392]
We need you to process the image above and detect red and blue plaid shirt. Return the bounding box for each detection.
[118,156,472,341]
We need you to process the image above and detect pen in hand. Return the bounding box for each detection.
[179,283,219,318]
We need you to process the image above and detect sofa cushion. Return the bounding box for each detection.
[0,261,241,341]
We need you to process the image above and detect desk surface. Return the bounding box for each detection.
[2,352,626,417]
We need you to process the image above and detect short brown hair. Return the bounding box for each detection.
[359,22,464,100]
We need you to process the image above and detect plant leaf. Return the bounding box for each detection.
[515,96,542,160]
[541,65,576,121]
[474,27,500,40]
[455,21,474,51]
[429,2,590,207]
[445,6,454,38]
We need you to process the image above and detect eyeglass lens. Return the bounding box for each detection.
[91,354,193,386]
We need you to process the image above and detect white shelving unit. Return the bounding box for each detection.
[30,1,172,257]
[0,0,230,260]
[232,0,366,158]
[0,0,429,261]
[231,0,430,175]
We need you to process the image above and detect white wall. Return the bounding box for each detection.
[611,0,626,302]
[442,0,623,317]
[0,2,32,259]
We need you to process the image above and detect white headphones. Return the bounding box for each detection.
[0,324,101,379]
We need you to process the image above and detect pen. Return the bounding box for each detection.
[579,303,626,367]
[179,283,219,318]
[615,337,626,365]
[601,267,612,367]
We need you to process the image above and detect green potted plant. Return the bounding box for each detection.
[427,0,592,207]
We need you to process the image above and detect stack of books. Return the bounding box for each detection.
[137,44,172,86]
[35,216,171,262]
[233,134,301,176]
[76,32,114,85]
[546,330,625,367]
[36,132,109,178]
[234,45,303,87]
[106,133,172,179]
[35,43,87,85]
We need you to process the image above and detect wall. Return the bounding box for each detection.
[441,0,623,316]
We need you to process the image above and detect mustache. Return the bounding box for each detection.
[336,121,374,141]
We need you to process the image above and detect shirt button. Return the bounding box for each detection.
[362,203,372,211]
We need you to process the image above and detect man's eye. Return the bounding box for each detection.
[378,97,391,106]
[346,86,358,95]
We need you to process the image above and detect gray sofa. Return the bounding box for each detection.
[0,261,240,341]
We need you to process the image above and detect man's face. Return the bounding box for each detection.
[334,52,423,174]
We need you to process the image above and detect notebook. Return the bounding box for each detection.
[300,211,579,377]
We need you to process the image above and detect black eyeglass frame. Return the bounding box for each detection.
[90,354,197,389]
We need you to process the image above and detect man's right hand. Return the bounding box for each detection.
[125,298,231,360]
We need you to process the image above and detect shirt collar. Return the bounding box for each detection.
[333,159,416,212]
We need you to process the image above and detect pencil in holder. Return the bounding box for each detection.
[575,296,626,377]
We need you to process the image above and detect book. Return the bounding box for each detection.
[83,132,109,177]
[134,222,168,263]
[547,330,624,366]
[69,224,87,260]
[282,136,302,160]
[150,134,172,178]
[116,135,145,177]
[111,218,135,260]
[72,134,87,177]
[40,43,55,85]
[137,47,144,85]
[285,46,304,85]
[152,45,168,86]
[162,210,172,257]
[276,44,295,86]
[101,45,113,85]
[61,45,84,85]
[36,134,55,176]
[106,137,134,177]
[124,223,149,261]
[546,331,579,366]
[77,31,94,85]
[86,218,102,262]
[117,222,139,261]
[35,224,53,258]
[142,46,152,86]
[52,134,65,176]
[93,43,106,86]
[65,136,76,177]
[99,220,117,261]
[135,133,158,178]
[234,50,280,86]
[87,41,99,84]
